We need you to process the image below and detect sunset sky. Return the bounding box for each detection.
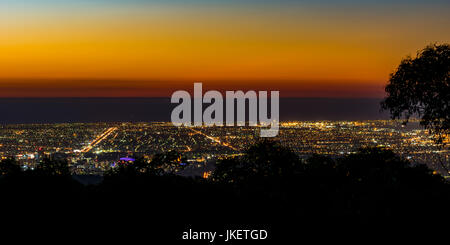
[0,0,449,97]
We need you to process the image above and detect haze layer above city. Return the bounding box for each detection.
[0,98,389,124]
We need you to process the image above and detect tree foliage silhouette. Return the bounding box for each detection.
[212,139,302,183]
[212,141,450,220]
[0,141,449,234]
[0,158,71,177]
[0,158,21,176]
[381,43,449,144]
[335,147,444,188]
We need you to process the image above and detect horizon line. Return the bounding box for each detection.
[0,96,386,99]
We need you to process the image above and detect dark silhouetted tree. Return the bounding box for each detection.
[212,139,302,183]
[150,151,187,175]
[105,158,154,177]
[381,43,449,144]
[337,147,412,186]
[0,158,21,176]
[332,147,447,218]
[34,158,70,176]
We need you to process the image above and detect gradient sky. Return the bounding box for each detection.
[0,0,449,97]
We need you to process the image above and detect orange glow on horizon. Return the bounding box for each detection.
[0,4,449,97]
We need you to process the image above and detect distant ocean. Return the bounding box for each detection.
[0,98,390,124]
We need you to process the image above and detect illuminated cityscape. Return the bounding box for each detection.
[1,120,448,176]
[0,0,448,241]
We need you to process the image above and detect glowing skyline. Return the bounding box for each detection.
[1,1,449,97]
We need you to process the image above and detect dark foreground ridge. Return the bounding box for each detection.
[1,140,449,243]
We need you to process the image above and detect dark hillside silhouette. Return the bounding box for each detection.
[0,141,449,242]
